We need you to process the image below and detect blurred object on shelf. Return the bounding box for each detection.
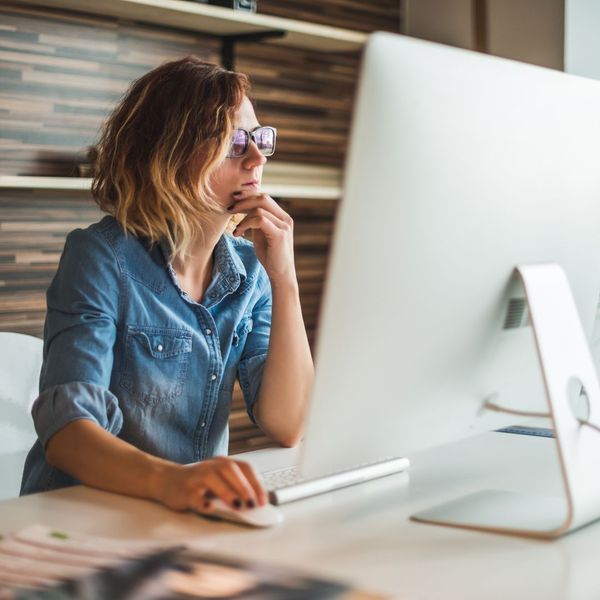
[209,0,257,12]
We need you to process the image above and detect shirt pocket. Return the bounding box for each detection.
[232,315,253,348]
[120,325,192,406]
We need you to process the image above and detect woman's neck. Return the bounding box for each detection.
[170,221,226,302]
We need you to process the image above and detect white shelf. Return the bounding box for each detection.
[0,162,342,200]
[11,0,368,52]
[262,162,342,199]
[0,176,92,191]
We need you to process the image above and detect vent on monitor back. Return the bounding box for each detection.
[503,297,529,330]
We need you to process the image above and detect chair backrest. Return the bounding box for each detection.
[0,332,43,500]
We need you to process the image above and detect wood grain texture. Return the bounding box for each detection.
[259,0,402,33]
[0,2,397,454]
[0,4,363,173]
[0,189,102,335]
[0,5,222,175]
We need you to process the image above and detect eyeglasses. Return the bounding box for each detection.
[227,126,277,158]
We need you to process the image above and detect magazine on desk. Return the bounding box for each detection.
[0,524,366,599]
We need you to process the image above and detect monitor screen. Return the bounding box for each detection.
[302,32,600,475]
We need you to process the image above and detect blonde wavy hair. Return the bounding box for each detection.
[92,56,249,261]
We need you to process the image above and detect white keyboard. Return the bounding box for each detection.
[262,456,410,505]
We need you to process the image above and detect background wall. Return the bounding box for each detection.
[404,0,564,69]
[565,0,600,79]
[0,1,401,453]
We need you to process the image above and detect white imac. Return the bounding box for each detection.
[301,32,600,537]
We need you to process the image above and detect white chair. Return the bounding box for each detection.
[0,332,43,500]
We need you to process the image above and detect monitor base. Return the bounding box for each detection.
[411,264,600,539]
[412,490,569,539]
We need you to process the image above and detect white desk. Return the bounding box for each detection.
[2,432,599,600]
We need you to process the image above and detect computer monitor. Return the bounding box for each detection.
[301,32,600,479]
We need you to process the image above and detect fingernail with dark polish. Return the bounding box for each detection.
[233,498,242,509]
[203,500,211,509]
[246,500,255,509]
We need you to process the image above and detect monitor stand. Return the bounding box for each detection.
[412,264,600,538]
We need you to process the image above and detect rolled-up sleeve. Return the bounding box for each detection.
[238,269,271,423]
[33,227,123,448]
[33,382,123,448]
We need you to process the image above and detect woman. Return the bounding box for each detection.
[20,57,314,514]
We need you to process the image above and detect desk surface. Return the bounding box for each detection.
[2,432,599,600]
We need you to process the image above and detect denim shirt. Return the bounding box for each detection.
[20,215,271,495]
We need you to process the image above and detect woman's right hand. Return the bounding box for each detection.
[155,456,269,513]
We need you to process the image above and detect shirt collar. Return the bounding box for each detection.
[159,234,247,306]
[212,234,247,288]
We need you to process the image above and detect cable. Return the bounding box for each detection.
[483,399,549,419]
[482,398,600,434]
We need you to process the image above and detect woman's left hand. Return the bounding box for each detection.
[228,189,296,286]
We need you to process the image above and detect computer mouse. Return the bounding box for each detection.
[196,499,284,528]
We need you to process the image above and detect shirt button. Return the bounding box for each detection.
[228,275,236,283]
[205,328,212,336]
[210,373,217,381]
[201,422,206,428]
[156,344,163,352]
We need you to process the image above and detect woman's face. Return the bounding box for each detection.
[209,96,267,210]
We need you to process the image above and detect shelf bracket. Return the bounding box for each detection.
[221,30,286,71]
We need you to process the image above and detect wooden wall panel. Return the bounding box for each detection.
[0,2,397,454]
[0,5,221,175]
[0,189,102,335]
[259,0,402,33]
[239,44,359,166]
[0,4,362,173]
